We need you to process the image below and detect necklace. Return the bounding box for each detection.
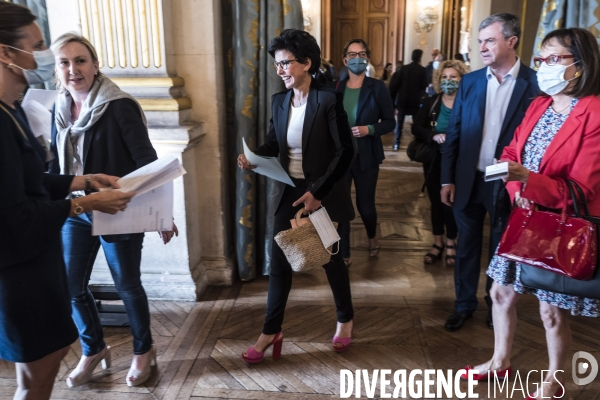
[552,101,571,114]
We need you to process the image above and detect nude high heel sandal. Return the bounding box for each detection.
[126,344,157,387]
[66,345,112,388]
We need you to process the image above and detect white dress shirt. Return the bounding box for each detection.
[477,58,521,171]
[287,102,306,179]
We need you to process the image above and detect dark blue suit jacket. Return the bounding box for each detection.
[336,77,395,171]
[441,62,540,211]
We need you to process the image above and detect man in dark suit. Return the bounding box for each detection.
[441,13,540,331]
[388,49,427,150]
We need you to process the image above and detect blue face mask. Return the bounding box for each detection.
[347,58,368,75]
[6,45,55,85]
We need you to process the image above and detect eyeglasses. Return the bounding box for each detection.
[345,51,368,59]
[273,59,298,70]
[533,54,575,68]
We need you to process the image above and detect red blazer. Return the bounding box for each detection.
[501,95,600,214]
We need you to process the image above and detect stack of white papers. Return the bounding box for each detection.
[92,156,186,235]
[21,89,58,142]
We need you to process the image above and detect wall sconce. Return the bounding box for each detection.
[301,0,312,31]
[414,0,440,33]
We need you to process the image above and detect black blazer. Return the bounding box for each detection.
[49,98,157,177]
[388,62,427,114]
[335,77,395,171]
[411,94,443,144]
[254,82,355,223]
[441,63,540,210]
[49,98,157,242]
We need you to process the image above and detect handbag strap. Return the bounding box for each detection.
[566,179,590,217]
[0,102,29,141]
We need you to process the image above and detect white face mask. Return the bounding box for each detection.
[433,61,440,69]
[5,45,55,85]
[536,60,580,96]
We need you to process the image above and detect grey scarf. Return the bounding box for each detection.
[55,75,146,175]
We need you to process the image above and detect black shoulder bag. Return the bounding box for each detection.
[406,96,440,164]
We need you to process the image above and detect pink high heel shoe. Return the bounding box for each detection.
[242,332,283,364]
[333,320,353,352]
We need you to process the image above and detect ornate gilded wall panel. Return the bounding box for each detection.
[77,0,166,74]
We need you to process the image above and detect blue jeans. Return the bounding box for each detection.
[62,213,152,356]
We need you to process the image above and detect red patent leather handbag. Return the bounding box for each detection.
[498,179,597,280]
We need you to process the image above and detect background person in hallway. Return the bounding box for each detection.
[237,29,355,362]
[379,62,393,88]
[0,4,133,398]
[389,49,427,150]
[50,33,178,388]
[425,53,447,96]
[440,13,539,332]
[412,60,468,266]
[335,38,395,266]
[466,27,600,400]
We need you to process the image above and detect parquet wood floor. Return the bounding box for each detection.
[1,130,600,399]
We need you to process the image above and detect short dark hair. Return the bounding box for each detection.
[479,13,521,50]
[541,28,600,98]
[342,38,371,58]
[411,49,423,63]
[268,29,321,75]
[0,2,37,47]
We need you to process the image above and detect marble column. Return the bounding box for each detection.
[46,0,232,300]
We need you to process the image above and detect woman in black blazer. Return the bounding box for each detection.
[335,39,395,266]
[411,60,467,265]
[0,4,133,398]
[49,33,177,388]
[238,29,355,361]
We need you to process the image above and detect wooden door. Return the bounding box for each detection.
[325,0,405,76]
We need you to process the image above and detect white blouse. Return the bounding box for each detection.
[286,102,306,179]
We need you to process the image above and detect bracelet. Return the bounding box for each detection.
[85,175,92,191]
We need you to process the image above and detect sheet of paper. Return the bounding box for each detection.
[92,182,174,235]
[21,100,52,141]
[485,162,509,182]
[117,155,186,196]
[243,138,295,187]
[22,89,58,111]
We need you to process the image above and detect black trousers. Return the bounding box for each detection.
[263,178,354,335]
[452,172,507,313]
[423,155,457,239]
[338,165,380,259]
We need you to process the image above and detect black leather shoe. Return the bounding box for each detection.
[487,309,494,329]
[445,311,472,332]
[393,144,399,151]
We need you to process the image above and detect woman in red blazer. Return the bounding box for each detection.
[463,28,600,399]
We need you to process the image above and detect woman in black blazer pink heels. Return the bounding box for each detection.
[237,29,356,361]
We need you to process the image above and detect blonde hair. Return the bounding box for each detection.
[51,32,101,91]
[432,60,468,94]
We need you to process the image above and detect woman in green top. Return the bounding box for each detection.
[412,60,468,265]
[335,39,396,266]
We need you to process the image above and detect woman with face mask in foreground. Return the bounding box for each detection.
[463,27,600,400]
[0,3,135,399]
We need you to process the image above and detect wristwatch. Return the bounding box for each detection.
[73,201,84,215]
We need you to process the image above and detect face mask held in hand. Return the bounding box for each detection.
[440,79,459,95]
[347,58,368,75]
[536,61,580,96]
[5,45,55,85]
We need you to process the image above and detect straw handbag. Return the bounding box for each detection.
[274,208,339,272]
